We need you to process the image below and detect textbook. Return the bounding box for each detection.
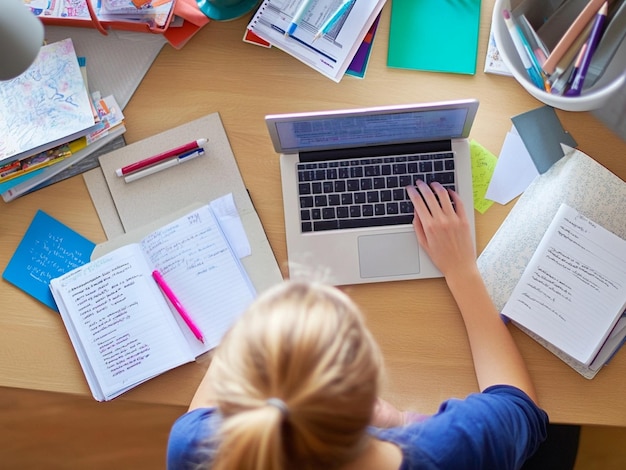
[501,203,626,372]
[2,124,126,202]
[49,204,256,401]
[2,94,126,202]
[477,147,626,378]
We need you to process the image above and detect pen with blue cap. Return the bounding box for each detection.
[124,147,206,183]
[502,9,545,90]
[286,0,314,36]
[513,20,551,92]
[313,0,355,42]
[115,138,207,177]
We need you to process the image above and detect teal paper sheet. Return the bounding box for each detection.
[388,0,482,75]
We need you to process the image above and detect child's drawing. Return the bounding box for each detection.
[0,38,95,162]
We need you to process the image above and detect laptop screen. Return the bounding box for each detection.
[266,100,478,153]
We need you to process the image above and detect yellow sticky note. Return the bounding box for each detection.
[470,139,497,214]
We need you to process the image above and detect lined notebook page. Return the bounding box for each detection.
[502,204,626,364]
[141,205,256,356]
[50,244,195,401]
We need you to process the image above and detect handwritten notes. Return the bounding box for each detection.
[54,245,194,398]
[0,38,95,163]
[140,205,256,356]
[49,205,256,400]
[2,210,95,311]
[502,204,626,365]
[470,140,496,214]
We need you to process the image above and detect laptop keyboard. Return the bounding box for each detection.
[297,151,456,233]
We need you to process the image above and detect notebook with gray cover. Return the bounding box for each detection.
[266,99,479,285]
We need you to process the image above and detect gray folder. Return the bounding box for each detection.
[83,113,283,295]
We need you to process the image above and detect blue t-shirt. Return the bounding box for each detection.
[167,384,548,470]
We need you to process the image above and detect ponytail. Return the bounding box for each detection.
[213,406,285,470]
[206,282,383,470]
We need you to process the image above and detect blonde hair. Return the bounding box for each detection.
[208,281,383,470]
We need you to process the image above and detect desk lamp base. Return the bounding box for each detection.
[197,0,260,21]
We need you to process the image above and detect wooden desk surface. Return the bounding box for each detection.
[1,3,625,426]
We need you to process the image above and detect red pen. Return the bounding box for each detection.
[115,138,208,176]
[152,269,205,344]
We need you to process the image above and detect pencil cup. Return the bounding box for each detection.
[492,0,626,112]
[196,0,260,21]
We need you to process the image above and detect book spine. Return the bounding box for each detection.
[2,125,126,202]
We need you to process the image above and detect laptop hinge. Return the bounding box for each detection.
[299,141,452,163]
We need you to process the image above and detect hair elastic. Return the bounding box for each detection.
[266,398,289,416]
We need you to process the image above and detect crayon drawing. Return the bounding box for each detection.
[0,38,95,162]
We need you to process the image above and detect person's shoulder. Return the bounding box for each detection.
[174,407,217,428]
[464,384,547,415]
[371,386,548,469]
[481,384,539,400]
[437,384,548,424]
[462,384,538,402]
[167,408,220,470]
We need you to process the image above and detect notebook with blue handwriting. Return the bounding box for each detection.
[2,210,95,311]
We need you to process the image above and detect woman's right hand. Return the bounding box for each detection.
[407,182,539,402]
[405,180,476,278]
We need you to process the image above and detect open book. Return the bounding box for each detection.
[50,205,256,401]
[477,147,626,378]
[502,203,626,371]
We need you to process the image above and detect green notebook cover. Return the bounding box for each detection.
[388,0,481,75]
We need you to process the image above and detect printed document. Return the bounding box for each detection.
[248,0,385,82]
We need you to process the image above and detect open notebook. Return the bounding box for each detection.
[50,204,256,401]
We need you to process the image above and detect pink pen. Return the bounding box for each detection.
[152,269,205,344]
[116,138,208,176]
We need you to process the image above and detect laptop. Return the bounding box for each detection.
[265,99,479,286]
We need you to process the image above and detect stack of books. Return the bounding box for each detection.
[24,0,176,30]
[501,0,625,96]
[0,38,126,202]
[245,0,386,82]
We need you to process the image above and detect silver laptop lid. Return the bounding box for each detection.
[265,99,479,154]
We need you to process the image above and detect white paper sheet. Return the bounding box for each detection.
[485,129,539,205]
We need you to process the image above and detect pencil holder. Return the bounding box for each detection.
[492,0,626,111]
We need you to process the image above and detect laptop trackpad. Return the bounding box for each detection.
[358,232,420,278]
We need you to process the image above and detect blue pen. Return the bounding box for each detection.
[286,0,315,37]
[502,9,545,90]
[515,24,550,92]
[313,0,355,41]
[271,24,337,63]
